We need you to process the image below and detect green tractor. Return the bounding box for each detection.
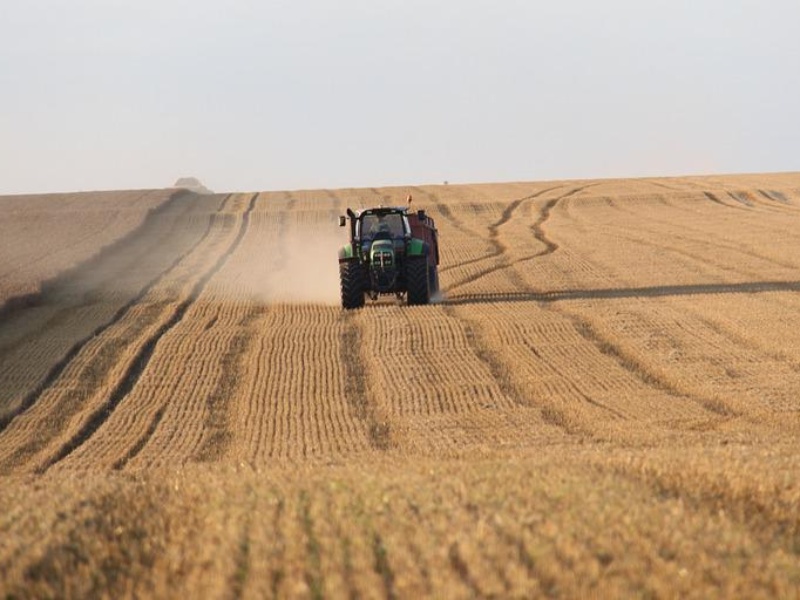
[338,200,440,309]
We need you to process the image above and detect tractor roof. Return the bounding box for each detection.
[354,206,408,218]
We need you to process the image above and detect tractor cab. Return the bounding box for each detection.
[357,211,410,242]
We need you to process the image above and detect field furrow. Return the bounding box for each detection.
[354,304,564,455]
[231,304,371,462]
[0,194,249,472]
[1,173,799,596]
[531,189,800,425]
[0,189,180,310]
[46,194,261,471]
[0,193,227,428]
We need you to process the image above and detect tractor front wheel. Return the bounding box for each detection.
[340,261,365,309]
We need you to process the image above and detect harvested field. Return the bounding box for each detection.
[0,189,181,311]
[1,173,799,597]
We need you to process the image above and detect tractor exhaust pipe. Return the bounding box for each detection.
[346,208,357,242]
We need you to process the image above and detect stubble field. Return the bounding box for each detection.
[1,173,799,598]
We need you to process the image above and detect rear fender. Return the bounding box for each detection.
[406,238,427,258]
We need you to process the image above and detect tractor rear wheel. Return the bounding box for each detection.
[340,261,365,309]
[406,258,430,305]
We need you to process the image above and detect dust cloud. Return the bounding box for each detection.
[224,224,347,306]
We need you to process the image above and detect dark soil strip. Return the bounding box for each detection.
[39,193,259,471]
[445,186,577,291]
[601,460,800,558]
[528,185,593,258]
[703,191,742,210]
[372,532,397,600]
[338,312,390,450]
[299,490,325,600]
[568,315,737,417]
[489,186,563,255]
[270,497,287,597]
[759,189,790,204]
[728,191,754,207]
[448,542,483,597]
[442,304,585,435]
[448,309,530,408]
[0,190,188,322]
[192,307,264,463]
[110,406,166,470]
[230,515,253,599]
[0,194,231,435]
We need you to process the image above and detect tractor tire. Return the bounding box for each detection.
[340,261,365,309]
[406,258,430,305]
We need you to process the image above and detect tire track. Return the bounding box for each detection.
[0,190,187,324]
[0,194,232,436]
[759,189,791,205]
[38,193,259,472]
[439,306,532,410]
[446,185,593,293]
[442,304,623,434]
[109,196,268,468]
[191,307,265,464]
[443,280,800,306]
[567,316,736,417]
[645,179,686,192]
[527,185,593,258]
[0,191,212,361]
[447,183,733,424]
[110,406,166,470]
[512,204,800,420]
[703,191,746,211]
[487,185,565,257]
[339,311,390,451]
[448,543,483,597]
[523,193,745,419]
[728,191,756,208]
[443,187,561,287]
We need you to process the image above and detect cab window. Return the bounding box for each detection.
[359,213,406,239]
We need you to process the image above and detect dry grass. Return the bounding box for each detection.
[1,173,800,597]
[0,189,178,311]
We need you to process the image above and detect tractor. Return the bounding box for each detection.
[338,198,439,309]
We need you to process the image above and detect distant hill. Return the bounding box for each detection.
[173,177,213,194]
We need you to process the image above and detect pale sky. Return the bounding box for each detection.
[1,0,798,194]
